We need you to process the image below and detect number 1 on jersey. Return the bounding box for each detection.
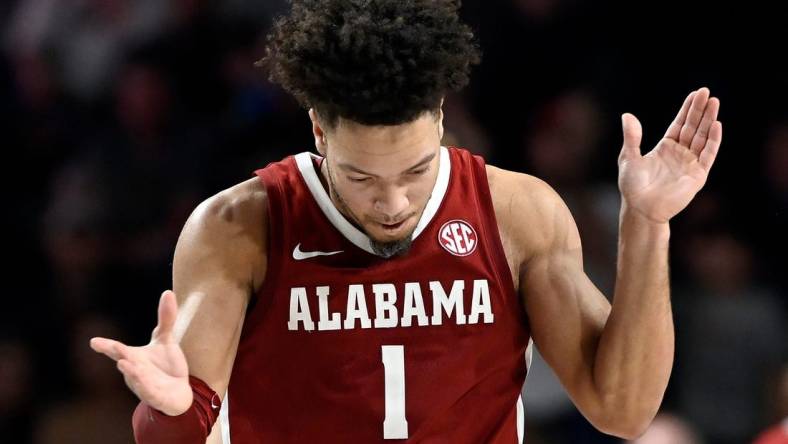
[381,345,408,439]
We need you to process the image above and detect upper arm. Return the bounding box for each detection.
[488,166,612,425]
[171,177,268,396]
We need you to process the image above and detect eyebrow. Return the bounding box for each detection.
[338,152,437,177]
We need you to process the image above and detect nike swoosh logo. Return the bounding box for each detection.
[292,243,344,260]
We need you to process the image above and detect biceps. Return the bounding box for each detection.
[521,252,610,405]
[170,197,261,393]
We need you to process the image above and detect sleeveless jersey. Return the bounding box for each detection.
[221,146,533,443]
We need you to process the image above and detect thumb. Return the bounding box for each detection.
[620,113,643,160]
[154,290,178,344]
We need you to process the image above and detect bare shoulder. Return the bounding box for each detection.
[199,177,268,228]
[176,177,269,292]
[485,164,579,271]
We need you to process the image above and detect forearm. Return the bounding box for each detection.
[593,203,674,434]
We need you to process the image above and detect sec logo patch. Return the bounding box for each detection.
[438,220,478,256]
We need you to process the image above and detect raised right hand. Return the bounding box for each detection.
[90,290,193,416]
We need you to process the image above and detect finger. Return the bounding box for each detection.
[90,337,132,362]
[664,91,696,141]
[118,359,145,398]
[679,87,710,147]
[155,290,178,344]
[117,358,138,376]
[690,97,720,156]
[619,113,643,161]
[699,121,722,170]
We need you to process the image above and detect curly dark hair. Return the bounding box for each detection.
[259,0,481,128]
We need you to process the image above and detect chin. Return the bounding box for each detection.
[367,232,409,245]
[366,220,417,243]
[368,233,415,258]
[365,229,412,244]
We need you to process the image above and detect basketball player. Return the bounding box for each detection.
[89,1,723,442]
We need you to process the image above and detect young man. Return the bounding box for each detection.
[90,1,723,442]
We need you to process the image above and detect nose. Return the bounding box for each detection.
[373,184,410,222]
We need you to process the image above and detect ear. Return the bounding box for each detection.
[308,108,328,156]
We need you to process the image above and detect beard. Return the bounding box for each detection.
[369,236,414,259]
[324,161,416,258]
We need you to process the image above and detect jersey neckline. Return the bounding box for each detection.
[293,146,452,256]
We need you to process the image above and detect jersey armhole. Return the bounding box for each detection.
[469,154,531,331]
[252,164,287,306]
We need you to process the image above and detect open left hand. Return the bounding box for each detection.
[90,290,193,416]
[617,87,722,223]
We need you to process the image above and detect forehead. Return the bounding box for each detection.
[328,113,439,167]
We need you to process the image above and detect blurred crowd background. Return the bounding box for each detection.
[1,0,785,443]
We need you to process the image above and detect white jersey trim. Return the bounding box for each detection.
[517,338,533,444]
[412,146,451,239]
[516,395,524,444]
[294,146,451,256]
[219,390,231,443]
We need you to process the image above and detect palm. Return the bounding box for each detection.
[119,341,191,411]
[90,291,193,416]
[618,88,722,223]
[144,342,189,379]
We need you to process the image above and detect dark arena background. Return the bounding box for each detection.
[1,0,785,443]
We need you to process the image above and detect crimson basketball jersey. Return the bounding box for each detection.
[220,146,534,443]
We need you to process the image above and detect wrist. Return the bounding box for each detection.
[159,392,194,417]
[619,203,671,241]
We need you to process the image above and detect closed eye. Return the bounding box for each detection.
[349,176,371,183]
[408,168,428,176]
